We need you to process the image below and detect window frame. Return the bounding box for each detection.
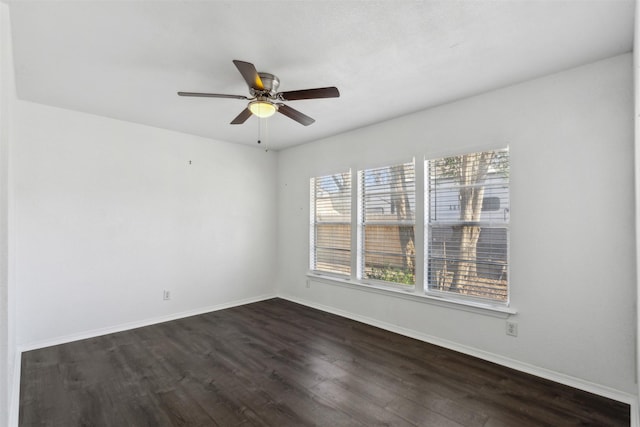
[424,148,510,305]
[357,161,417,288]
[307,148,514,316]
[309,171,352,277]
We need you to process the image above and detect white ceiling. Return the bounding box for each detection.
[7,0,635,151]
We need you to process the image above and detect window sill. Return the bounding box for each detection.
[306,272,517,319]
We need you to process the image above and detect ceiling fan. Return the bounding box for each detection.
[178,60,340,126]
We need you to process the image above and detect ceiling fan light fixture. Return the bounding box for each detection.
[248,100,277,118]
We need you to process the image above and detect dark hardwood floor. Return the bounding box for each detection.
[20,298,629,426]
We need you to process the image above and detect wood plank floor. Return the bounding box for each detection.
[20,298,630,426]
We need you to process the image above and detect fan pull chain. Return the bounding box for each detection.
[258,117,269,152]
[257,117,262,147]
[263,118,269,152]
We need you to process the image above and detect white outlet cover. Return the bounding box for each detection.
[506,321,518,337]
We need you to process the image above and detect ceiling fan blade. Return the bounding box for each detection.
[230,108,253,125]
[178,92,248,100]
[233,60,264,91]
[277,86,340,101]
[277,104,315,126]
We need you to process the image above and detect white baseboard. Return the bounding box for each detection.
[18,293,276,352]
[279,294,638,417]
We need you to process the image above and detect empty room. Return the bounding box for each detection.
[1,0,639,426]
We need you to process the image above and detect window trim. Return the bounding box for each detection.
[310,172,352,277]
[306,271,516,318]
[307,148,514,316]
[357,160,418,287]
[424,148,510,305]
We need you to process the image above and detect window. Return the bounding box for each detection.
[426,149,509,302]
[308,149,511,310]
[310,172,351,276]
[359,161,416,286]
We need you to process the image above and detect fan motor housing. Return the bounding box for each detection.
[256,72,280,95]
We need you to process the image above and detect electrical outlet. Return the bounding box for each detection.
[506,321,518,337]
[306,279,311,288]
[163,290,171,300]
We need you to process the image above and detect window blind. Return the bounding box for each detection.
[359,161,415,285]
[310,172,351,275]
[426,149,509,302]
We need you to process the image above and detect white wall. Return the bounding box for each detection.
[277,54,636,395]
[13,101,278,347]
[635,0,640,418]
[1,2,17,425]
